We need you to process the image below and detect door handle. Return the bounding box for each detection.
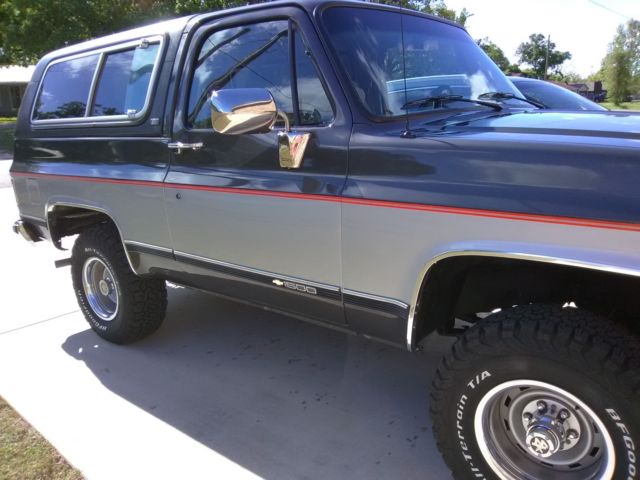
[167,142,203,154]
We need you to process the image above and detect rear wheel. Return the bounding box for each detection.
[431,304,640,480]
[71,223,167,344]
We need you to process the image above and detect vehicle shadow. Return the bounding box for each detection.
[62,284,454,479]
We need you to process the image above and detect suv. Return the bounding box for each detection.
[10,2,640,478]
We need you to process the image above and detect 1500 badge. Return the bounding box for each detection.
[272,279,317,295]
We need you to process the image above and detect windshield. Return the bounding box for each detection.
[323,7,527,118]
[510,78,607,111]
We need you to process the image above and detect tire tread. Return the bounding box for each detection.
[71,223,167,344]
[430,304,640,479]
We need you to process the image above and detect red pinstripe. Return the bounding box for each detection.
[11,171,640,232]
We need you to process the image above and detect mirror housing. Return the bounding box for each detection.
[210,88,277,135]
[210,88,311,169]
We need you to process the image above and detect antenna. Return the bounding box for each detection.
[399,14,415,138]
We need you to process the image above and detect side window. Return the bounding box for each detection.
[33,39,161,122]
[188,22,291,129]
[93,44,160,117]
[188,21,333,129]
[33,54,99,120]
[294,30,333,126]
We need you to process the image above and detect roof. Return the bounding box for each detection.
[39,16,192,63]
[40,0,464,61]
[568,83,589,92]
[0,65,36,84]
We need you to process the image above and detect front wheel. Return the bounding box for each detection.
[431,304,640,480]
[71,223,167,344]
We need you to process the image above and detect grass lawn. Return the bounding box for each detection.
[600,101,640,111]
[0,397,83,480]
[0,116,17,124]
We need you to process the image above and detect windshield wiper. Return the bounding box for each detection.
[478,91,544,109]
[402,95,502,111]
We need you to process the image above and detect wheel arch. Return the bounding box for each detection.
[408,247,640,350]
[45,200,137,273]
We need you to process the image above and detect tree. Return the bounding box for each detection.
[604,47,632,104]
[599,20,640,105]
[516,33,571,79]
[375,0,471,26]
[0,1,137,65]
[0,0,241,66]
[559,71,585,83]
[476,38,509,71]
[0,0,470,66]
[618,19,639,78]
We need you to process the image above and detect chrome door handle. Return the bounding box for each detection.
[167,142,203,154]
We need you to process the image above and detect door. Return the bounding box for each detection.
[164,8,351,324]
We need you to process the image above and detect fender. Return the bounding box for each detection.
[407,242,640,350]
[45,200,139,275]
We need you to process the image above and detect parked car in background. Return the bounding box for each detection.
[509,76,608,111]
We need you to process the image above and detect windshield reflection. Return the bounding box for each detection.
[323,7,528,118]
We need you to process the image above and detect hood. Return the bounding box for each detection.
[450,110,640,140]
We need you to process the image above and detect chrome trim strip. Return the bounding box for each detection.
[406,250,640,351]
[124,240,172,254]
[27,136,172,142]
[342,288,409,309]
[174,250,341,292]
[85,52,105,117]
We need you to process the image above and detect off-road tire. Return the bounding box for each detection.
[71,223,167,344]
[431,304,640,480]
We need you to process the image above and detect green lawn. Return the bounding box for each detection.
[0,116,17,124]
[600,101,640,111]
[0,397,83,480]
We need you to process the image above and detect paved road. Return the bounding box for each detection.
[0,158,453,479]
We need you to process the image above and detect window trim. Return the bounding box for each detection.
[185,17,335,132]
[31,35,165,127]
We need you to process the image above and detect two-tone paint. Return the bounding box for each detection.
[10,0,640,351]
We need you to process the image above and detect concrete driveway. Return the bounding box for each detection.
[0,158,453,480]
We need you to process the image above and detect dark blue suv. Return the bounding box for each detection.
[10,2,640,478]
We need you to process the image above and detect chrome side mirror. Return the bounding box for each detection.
[210,88,277,135]
[278,130,310,169]
[210,88,311,169]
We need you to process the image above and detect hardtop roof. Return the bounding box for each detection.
[36,0,465,68]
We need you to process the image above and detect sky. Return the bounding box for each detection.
[444,0,639,77]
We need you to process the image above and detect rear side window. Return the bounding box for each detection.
[93,44,160,116]
[33,54,99,120]
[33,38,162,123]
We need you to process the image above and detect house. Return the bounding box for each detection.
[0,65,35,116]
[569,81,605,102]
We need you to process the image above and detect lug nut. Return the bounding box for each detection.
[567,429,579,440]
[558,409,570,420]
[537,401,548,413]
[523,412,533,422]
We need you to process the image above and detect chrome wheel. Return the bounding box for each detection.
[82,257,119,321]
[474,380,615,480]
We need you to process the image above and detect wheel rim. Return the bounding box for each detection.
[474,379,615,480]
[82,257,119,321]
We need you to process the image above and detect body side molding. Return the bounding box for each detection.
[124,240,174,259]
